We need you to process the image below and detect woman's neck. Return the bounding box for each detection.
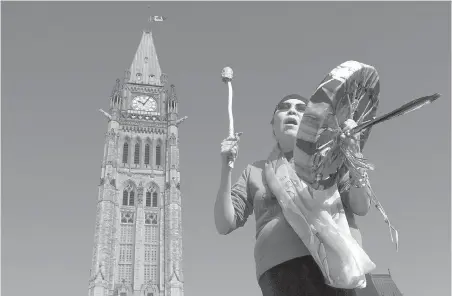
[277,142,294,160]
[277,138,294,153]
[283,150,293,161]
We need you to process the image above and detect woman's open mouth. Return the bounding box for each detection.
[284,118,298,126]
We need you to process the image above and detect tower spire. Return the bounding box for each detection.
[128,29,162,86]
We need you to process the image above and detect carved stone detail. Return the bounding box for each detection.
[175,116,188,126]
[160,73,168,86]
[120,124,166,135]
[169,133,177,146]
[115,280,132,296]
[128,85,162,94]
[136,184,144,205]
[105,128,117,140]
[145,212,159,225]
[117,169,163,178]
[101,160,117,168]
[121,112,165,123]
[120,211,134,223]
[147,182,158,192]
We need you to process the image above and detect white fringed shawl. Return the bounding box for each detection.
[264,145,376,289]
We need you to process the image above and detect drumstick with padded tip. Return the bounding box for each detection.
[221,66,235,168]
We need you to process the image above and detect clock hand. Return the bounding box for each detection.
[137,98,149,106]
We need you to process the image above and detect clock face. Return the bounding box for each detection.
[132,95,157,112]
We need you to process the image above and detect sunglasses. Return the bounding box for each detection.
[276,101,307,113]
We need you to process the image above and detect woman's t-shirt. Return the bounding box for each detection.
[230,160,362,280]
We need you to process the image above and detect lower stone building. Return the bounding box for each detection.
[356,272,404,296]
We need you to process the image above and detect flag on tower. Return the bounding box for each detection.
[150,16,167,22]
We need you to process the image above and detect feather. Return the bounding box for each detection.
[349,93,440,136]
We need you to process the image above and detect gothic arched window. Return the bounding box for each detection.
[122,185,135,206]
[134,142,140,164]
[145,185,159,208]
[144,143,150,165]
[129,191,135,206]
[155,144,161,166]
[122,190,128,206]
[146,191,151,207]
[152,192,158,207]
[122,142,129,164]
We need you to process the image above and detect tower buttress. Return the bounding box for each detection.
[164,83,185,296]
[89,104,121,296]
[167,85,178,118]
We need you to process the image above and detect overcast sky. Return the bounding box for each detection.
[2,2,450,296]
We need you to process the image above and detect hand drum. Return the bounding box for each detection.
[294,61,380,190]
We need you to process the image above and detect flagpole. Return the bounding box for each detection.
[147,14,167,33]
[147,5,152,32]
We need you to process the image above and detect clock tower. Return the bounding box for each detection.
[88,28,186,296]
